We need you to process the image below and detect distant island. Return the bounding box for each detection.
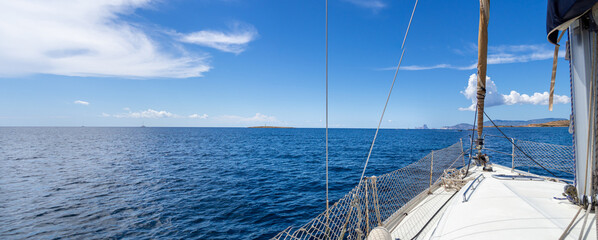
[443,118,568,130]
[487,120,570,128]
[524,120,569,127]
[248,126,294,128]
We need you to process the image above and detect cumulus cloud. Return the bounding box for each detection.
[343,0,386,11]
[459,74,570,111]
[179,24,258,54]
[0,1,260,78]
[189,113,208,119]
[388,44,564,71]
[74,100,90,105]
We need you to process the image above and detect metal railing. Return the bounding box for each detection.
[462,174,485,202]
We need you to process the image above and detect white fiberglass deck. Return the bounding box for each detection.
[391,164,596,240]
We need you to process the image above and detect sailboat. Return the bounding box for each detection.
[274,0,597,239]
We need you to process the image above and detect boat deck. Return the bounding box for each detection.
[390,164,596,240]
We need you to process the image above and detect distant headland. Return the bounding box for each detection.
[489,120,570,128]
[248,126,294,129]
[442,118,569,130]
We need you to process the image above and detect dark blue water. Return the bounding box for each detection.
[0,127,571,239]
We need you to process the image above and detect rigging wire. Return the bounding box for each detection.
[482,110,558,178]
[325,0,330,236]
[357,0,419,194]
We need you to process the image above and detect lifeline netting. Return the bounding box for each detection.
[512,139,574,178]
[273,141,464,240]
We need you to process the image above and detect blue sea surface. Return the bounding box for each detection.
[0,127,571,239]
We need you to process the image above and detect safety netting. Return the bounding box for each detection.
[512,139,574,179]
[273,141,464,240]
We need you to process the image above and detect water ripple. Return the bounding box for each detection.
[0,127,570,239]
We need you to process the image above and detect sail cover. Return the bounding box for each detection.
[547,0,598,44]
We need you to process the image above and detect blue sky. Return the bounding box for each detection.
[0,0,572,128]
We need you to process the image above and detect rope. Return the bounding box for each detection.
[365,179,370,234]
[549,30,567,111]
[578,203,592,240]
[372,177,382,226]
[325,0,330,236]
[410,190,458,240]
[482,110,559,178]
[356,0,419,202]
[464,107,477,178]
[558,206,583,240]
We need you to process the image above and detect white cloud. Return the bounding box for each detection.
[378,63,476,71]
[180,24,258,54]
[502,91,569,105]
[74,100,90,105]
[343,0,386,11]
[459,74,570,111]
[218,113,278,123]
[189,113,208,119]
[0,0,216,78]
[103,108,210,119]
[389,44,564,71]
[106,109,177,118]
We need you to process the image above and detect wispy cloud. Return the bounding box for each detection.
[459,73,570,111]
[0,1,259,78]
[343,0,386,11]
[189,113,208,119]
[383,44,565,71]
[179,23,258,54]
[379,63,476,71]
[74,100,90,105]
[102,108,208,119]
[110,109,176,118]
[217,113,278,123]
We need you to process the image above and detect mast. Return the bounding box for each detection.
[566,10,598,204]
[476,0,489,155]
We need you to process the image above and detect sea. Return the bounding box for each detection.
[0,127,572,239]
